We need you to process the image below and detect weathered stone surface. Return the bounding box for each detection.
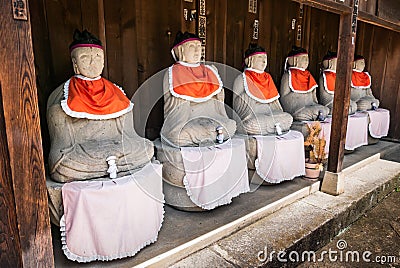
[170,248,234,268]
[170,157,400,267]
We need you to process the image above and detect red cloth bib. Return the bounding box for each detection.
[322,70,336,93]
[288,68,317,93]
[244,69,279,103]
[351,71,371,88]
[170,63,222,102]
[63,76,131,119]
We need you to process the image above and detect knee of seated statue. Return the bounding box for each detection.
[356,96,379,111]
[175,117,236,146]
[49,136,153,182]
[293,104,329,121]
[239,111,292,135]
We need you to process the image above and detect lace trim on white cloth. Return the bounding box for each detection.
[288,67,318,93]
[180,138,250,209]
[182,176,249,210]
[60,209,164,263]
[60,161,165,262]
[242,69,280,104]
[351,70,371,89]
[168,63,223,103]
[254,160,305,184]
[61,77,133,120]
[322,69,336,95]
[254,131,306,184]
[366,109,390,138]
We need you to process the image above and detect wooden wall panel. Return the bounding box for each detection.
[206,0,228,64]
[367,26,390,101]
[355,21,400,139]
[225,1,247,70]
[44,0,82,85]
[378,0,400,24]
[359,0,377,15]
[378,31,400,139]
[304,6,340,79]
[134,0,182,138]
[259,0,300,85]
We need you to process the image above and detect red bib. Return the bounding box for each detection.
[62,76,132,119]
[244,69,279,103]
[351,71,371,88]
[169,63,222,102]
[288,68,317,93]
[322,70,336,93]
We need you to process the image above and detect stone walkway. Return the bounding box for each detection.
[169,158,400,267]
[298,190,400,267]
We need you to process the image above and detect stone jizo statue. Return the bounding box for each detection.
[350,55,380,111]
[160,31,236,147]
[280,46,329,121]
[47,30,154,182]
[233,44,293,135]
[318,51,357,115]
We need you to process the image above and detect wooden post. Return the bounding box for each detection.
[322,0,358,195]
[0,1,54,267]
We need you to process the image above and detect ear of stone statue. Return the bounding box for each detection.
[245,57,253,68]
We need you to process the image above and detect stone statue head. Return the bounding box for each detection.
[353,54,366,71]
[69,29,104,78]
[322,51,337,71]
[244,44,267,71]
[171,31,202,63]
[286,46,309,70]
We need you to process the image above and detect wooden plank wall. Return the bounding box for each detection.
[302,6,340,79]
[29,0,400,156]
[356,21,400,139]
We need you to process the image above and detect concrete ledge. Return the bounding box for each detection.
[171,158,400,267]
[136,181,320,268]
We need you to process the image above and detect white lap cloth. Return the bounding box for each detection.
[60,162,164,262]
[254,130,305,184]
[367,108,390,138]
[318,114,369,153]
[181,138,250,210]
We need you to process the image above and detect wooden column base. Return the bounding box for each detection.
[321,171,345,196]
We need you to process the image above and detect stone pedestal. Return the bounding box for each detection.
[321,171,345,196]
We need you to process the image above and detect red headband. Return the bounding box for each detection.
[172,38,202,49]
[288,52,308,58]
[245,51,267,59]
[70,44,103,52]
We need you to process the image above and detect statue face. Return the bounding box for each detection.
[71,47,104,78]
[322,58,337,70]
[354,59,365,71]
[295,54,309,69]
[180,40,202,63]
[249,53,268,71]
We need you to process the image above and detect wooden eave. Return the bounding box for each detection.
[293,0,400,32]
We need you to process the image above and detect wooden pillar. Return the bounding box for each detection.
[322,0,358,195]
[0,1,54,267]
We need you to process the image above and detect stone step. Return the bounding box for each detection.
[168,156,400,267]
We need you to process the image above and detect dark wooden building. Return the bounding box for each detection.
[1,0,399,266]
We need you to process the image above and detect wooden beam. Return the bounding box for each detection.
[327,2,357,173]
[292,0,352,15]
[0,1,54,267]
[293,0,400,33]
[358,11,400,33]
